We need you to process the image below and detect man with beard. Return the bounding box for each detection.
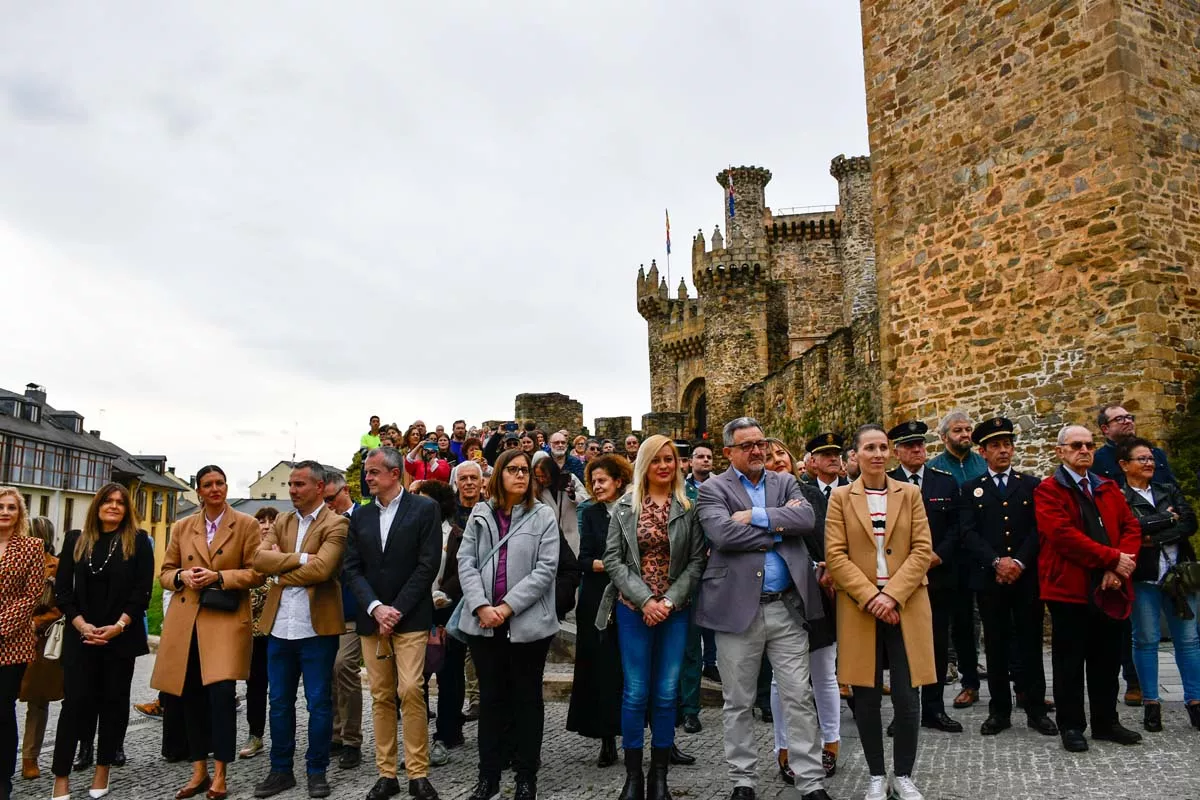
[448,420,468,464]
[548,431,586,483]
[1092,404,1176,485]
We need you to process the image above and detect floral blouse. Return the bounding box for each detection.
[250,584,270,637]
[621,496,671,611]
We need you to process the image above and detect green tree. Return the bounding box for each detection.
[346,449,365,505]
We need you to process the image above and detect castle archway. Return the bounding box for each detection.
[681,378,707,439]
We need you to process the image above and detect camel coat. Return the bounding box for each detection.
[824,476,935,688]
[151,506,265,696]
[252,505,348,638]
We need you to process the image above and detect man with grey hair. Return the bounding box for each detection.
[928,411,988,486]
[696,417,831,800]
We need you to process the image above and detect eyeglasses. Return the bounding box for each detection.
[1065,441,1095,451]
[1125,456,1155,464]
[732,440,770,453]
[375,637,394,661]
[323,487,345,503]
[503,466,530,476]
[1107,414,1136,424]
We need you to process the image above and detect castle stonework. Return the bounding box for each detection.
[861,0,1200,453]
[638,157,882,445]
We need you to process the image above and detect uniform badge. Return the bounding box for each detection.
[994,419,1003,427]
[973,487,984,497]
[826,434,834,445]
[908,421,918,431]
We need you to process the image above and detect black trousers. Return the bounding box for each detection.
[0,663,27,795]
[920,587,953,718]
[181,630,237,764]
[979,586,1047,718]
[435,632,467,746]
[161,691,188,760]
[1047,601,1122,733]
[246,636,269,738]
[853,620,919,777]
[468,630,552,782]
[53,650,136,777]
[949,585,980,689]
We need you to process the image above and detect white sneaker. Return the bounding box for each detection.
[865,774,889,800]
[890,775,924,800]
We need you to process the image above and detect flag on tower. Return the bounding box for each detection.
[727,170,736,219]
[665,209,671,256]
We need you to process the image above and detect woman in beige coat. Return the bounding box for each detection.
[825,425,933,800]
[150,466,263,800]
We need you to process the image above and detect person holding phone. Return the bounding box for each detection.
[531,452,584,557]
[151,466,265,800]
[407,442,452,485]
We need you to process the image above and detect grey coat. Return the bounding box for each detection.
[694,467,824,635]
[596,493,707,630]
[456,499,561,643]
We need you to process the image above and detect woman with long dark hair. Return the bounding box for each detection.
[52,483,154,800]
[151,465,265,799]
[19,515,64,782]
[567,455,632,766]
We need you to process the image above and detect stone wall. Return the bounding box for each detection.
[641,412,688,439]
[593,417,633,442]
[860,0,1200,468]
[740,314,882,454]
[514,392,584,435]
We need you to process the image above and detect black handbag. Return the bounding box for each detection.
[199,587,240,612]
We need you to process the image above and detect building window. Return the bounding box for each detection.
[166,494,177,524]
[152,492,164,524]
[136,489,147,518]
[21,494,31,512]
[68,451,111,493]
[64,498,74,532]
[38,495,48,517]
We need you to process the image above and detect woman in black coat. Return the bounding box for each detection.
[566,455,633,766]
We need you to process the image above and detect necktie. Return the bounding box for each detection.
[995,473,1006,491]
[823,485,832,500]
[909,473,920,487]
[1079,478,1093,501]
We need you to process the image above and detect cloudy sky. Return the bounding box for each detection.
[2,2,869,492]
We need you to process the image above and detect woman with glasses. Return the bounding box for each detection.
[53,483,154,800]
[597,436,706,800]
[824,425,934,800]
[1118,437,1200,731]
[624,434,641,461]
[457,448,560,800]
[151,466,265,800]
[572,436,589,462]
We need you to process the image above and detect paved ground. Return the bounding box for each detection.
[15,644,1199,800]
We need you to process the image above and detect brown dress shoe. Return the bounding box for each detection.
[953,688,979,709]
[1124,687,1143,707]
[22,758,40,780]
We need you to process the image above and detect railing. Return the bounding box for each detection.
[773,205,837,215]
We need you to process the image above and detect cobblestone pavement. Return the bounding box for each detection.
[15,645,1199,800]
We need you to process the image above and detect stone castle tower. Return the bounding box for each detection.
[861,0,1200,450]
[637,157,880,440]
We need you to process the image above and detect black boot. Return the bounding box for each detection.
[647,748,671,800]
[598,737,618,768]
[1144,702,1162,733]
[619,749,644,800]
[73,742,93,773]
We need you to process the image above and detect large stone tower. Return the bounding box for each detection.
[861,0,1200,446]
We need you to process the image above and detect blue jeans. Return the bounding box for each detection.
[616,603,688,749]
[1131,583,1200,703]
[267,635,339,774]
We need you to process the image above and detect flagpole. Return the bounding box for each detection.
[665,208,671,290]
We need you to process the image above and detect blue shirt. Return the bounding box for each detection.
[928,450,988,487]
[733,468,789,592]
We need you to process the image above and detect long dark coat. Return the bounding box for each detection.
[566,502,622,738]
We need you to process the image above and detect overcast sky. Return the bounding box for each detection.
[2,2,870,492]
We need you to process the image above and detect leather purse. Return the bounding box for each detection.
[199,587,240,612]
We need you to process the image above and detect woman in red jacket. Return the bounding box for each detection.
[406,441,452,484]
[1033,424,1142,753]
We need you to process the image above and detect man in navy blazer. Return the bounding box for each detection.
[344,447,442,800]
[695,417,831,800]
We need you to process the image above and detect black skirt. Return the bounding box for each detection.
[566,572,622,738]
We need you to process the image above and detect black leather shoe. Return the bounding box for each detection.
[307,773,331,798]
[1188,703,1200,730]
[730,788,755,800]
[366,778,400,800]
[338,747,361,770]
[73,743,93,772]
[1143,703,1162,732]
[886,719,895,737]
[980,715,1012,736]
[513,777,535,800]
[112,748,127,767]
[668,745,695,766]
[682,714,702,734]
[757,706,773,723]
[1092,723,1142,745]
[329,742,344,756]
[799,791,833,800]
[466,778,500,800]
[1027,714,1058,735]
[1061,729,1088,752]
[598,737,618,768]
[408,777,440,800]
[921,712,963,732]
[777,752,794,786]
[254,771,297,798]
[702,665,721,683]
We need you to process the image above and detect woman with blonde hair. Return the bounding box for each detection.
[19,516,65,782]
[0,489,45,800]
[597,436,706,800]
[52,483,154,800]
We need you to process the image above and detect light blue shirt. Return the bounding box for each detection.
[733,468,789,592]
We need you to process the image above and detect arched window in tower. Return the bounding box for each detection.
[682,378,707,439]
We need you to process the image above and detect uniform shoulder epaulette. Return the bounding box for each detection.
[928,466,952,477]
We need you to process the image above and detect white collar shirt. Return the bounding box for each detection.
[204,511,224,547]
[376,490,404,550]
[270,506,322,640]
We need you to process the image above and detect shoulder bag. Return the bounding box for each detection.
[199,587,241,612]
[43,617,65,660]
[446,513,517,643]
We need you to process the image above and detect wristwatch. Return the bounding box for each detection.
[661,597,675,611]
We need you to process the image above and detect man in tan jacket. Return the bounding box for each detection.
[251,461,348,800]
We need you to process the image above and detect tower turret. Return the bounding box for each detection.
[717,166,772,247]
[830,154,875,326]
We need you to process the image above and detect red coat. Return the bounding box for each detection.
[1034,467,1140,606]
[406,456,451,483]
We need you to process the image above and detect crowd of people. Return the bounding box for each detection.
[0,403,1196,800]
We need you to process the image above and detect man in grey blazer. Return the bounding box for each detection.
[696,418,832,800]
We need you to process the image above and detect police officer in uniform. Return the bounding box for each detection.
[959,417,1058,737]
[886,420,965,734]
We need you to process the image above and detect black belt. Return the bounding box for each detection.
[760,591,787,604]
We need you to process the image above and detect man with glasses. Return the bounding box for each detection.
[548,431,586,483]
[696,418,832,800]
[344,447,443,800]
[1034,425,1143,753]
[1092,404,1177,485]
[322,473,365,770]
